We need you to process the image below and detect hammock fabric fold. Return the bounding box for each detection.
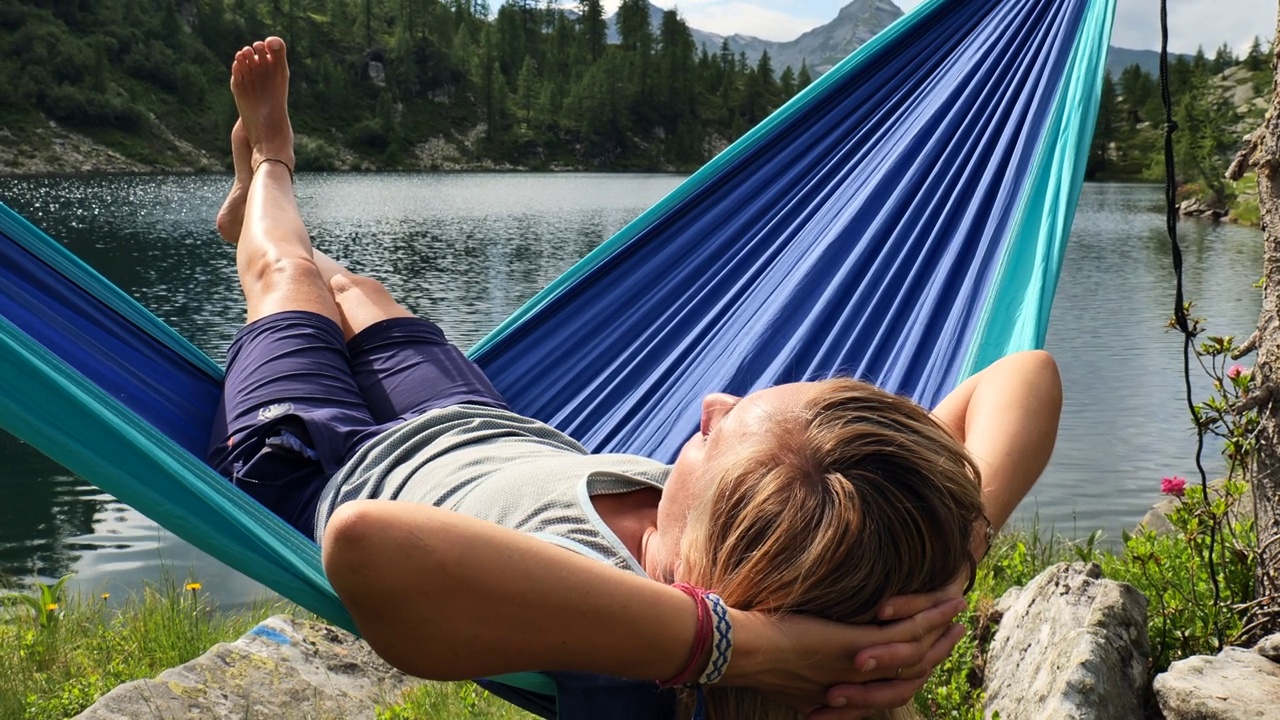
[0,0,1113,716]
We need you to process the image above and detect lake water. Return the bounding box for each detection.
[0,175,1265,608]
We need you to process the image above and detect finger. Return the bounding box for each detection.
[873,622,968,684]
[863,597,965,650]
[810,677,929,718]
[849,625,953,682]
[877,573,969,621]
[807,707,877,720]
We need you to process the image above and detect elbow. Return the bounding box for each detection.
[322,501,454,679]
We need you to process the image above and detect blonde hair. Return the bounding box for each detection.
[678,377,983,720]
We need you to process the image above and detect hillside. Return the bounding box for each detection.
[0,0,1267,178]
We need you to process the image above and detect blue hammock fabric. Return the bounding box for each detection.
[0,0,1113,716]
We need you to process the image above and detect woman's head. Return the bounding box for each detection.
[649,378,983,718]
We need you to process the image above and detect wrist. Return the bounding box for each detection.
[718,608,770,687]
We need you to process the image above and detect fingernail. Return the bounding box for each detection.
[881,605,893,618]
[861,659,877,672]
[831,697,848,708]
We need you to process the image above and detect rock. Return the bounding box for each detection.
[1258,633,1280,663]
[984,562,1149,720]
[1154,647,1280,719]
[1179,198,1228,221]
[368,61,386,87]
[993,586,1023,620]
[1233,83,1256,112]
[75,615,422,720]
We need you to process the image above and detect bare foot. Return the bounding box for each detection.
[214,120,252,244]
[229,37,295,179]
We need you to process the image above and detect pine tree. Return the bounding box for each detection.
[779,66,796,100]
[515,54,540,124]
[797,61,812,91]
[1246,36,1268,72]
[577,0,605,61]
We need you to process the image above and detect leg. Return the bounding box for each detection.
[216,115,411,340]
[211,38,385,538]
[230,37,337,325]
[216,123,502,425]
[312,249,414,340]
[310,250,505,423]
[930,350,1063,540]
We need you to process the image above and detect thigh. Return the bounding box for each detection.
[346,317,509,424]
[209,311,388,536]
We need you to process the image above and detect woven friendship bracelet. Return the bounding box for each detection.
[659,583,714,688]
[697,592,733,685]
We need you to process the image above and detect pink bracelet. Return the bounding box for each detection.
[658,583,713,687]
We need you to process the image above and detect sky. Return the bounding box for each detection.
[598,0,1276,54]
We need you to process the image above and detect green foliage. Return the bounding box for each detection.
[912,509,1254,718]
[0,0,811,170]
[378,681,535,719]
[1090,53,1257,197]
[0,574,293,719]
[1,575,72,630]
[1104,484,1256,677]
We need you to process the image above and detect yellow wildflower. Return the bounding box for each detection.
[100,593,110,601]
[184,582,202,592]
[45,603,58,612]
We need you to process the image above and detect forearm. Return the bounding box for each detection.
[322,500,707,682]
[931,351,1062,534]
[322,500,972,715]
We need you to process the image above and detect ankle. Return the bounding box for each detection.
[254,157,295,184]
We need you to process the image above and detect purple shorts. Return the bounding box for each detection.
[207,310,508,539]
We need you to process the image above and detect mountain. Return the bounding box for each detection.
[605,0,902,75]
[600,2,1187,83]
[1107,47,1192,79]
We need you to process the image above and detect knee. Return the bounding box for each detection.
[328,271,385,300]
[241,254,323,296]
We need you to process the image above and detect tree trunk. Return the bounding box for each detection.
[1237,8,1280,638]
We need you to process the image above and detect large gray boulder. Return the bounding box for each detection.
[76,615,422,720]
[1154,645,1280,719]
[984,562,1149,720]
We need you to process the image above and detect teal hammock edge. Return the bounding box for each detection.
[0,312,343,623]
[0,309,559,698]
[959,0,1116,380]
[468,0,960,360]
[0,201,222,379]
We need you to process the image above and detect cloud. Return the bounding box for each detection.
[601,1,828,41]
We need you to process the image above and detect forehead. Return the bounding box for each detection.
[720,382,814,436]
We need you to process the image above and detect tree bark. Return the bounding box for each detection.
[1236,8,1280,637]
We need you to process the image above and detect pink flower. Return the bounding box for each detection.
[1227,365,1247,380]
[1161,476,1187,497]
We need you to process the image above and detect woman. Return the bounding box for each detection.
[213,37,1062,719]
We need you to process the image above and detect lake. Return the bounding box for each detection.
[0,175,1265,608]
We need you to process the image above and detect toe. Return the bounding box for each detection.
[266,36,286,58]
[252,41,267,58]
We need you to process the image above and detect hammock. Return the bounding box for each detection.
[0,0,1113,715]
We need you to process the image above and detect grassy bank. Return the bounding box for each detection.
[0,573,531,720]
[1,502,1257,719]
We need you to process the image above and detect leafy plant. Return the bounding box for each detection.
[2,575,72,630]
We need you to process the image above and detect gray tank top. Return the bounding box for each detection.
[313,405,670,574]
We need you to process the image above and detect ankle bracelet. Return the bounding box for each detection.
[254,157,295,184]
